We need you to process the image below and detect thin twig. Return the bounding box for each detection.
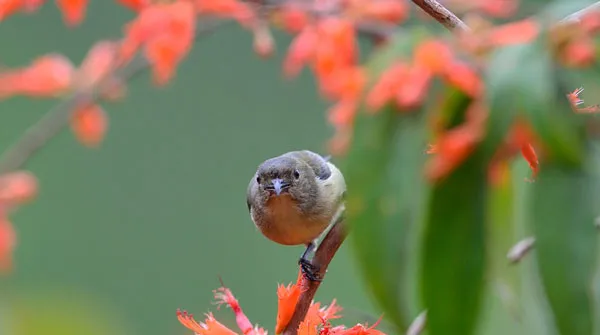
[411,0,470,32]
[559,1,600,24]
[0,17,227,174]
[281,216,348,335]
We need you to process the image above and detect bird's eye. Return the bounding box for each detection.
[256,176,261,184]
[293,169,300,179]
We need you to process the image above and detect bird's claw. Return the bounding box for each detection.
[299,258,323,282]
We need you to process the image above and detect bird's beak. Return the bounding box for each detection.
[270,178,290,196]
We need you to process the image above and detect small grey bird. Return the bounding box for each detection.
[246,150,346,281]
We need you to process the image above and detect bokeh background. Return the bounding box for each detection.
[0,1,585,335]
[0,2,377,335]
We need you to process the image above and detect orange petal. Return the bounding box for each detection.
[253,24,275,58]
[0,171,38,205]
[77,41,119,88]
[562,37,596,68]
[275,269,305,334]
[520,143,539,181]
[477,0,517,18]
[194,0,254,26]
[213,287,255,335]
[55,0,87,26]
[277,4,309,32]
[145,35,180,85]
[488,19,540,46]
[361,0,409,24]
[414,39,454,74]
[328,99,358,127]
[22,0,44,12]
[0,218,15,273]
[71,104,108,147]
[117,0,148,11]
[177,310,239,335]
[283,27,318,78]
[0,54,74,99]
[365,62,408,111]
[0,0,23,20]
[394,65,432,110]
[320,66,367,101]
[442,61,482,97]
[297,320,319,335]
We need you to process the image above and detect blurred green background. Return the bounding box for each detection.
[0,2,377,334]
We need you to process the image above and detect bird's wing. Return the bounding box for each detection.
[286,150,332,180]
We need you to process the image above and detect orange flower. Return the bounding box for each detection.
[275,4,309,33]
[394,64,432,110]
[284,16,359,101]
[477,0,518,18]
[355,0,409,24]
[425,102,487,181]
[178,311,239,335]
[488,19,540,46]
[366,62,409,111]
[442,61,482,97]
[55,0,87,26]
[0,0,23,20]
[580,10,600,34]
[178,268,386,335]
[561,36,596,68]
[284,26,319,78]
[487,119,540,182]
[0,217,15,273]
[313,18,357,78]
[70,104,108,147]
[120,1,195,85]
[194,0,254,26]
[0,171,38,206]
[117,0,148,11]
[520,142,539,181]
[0,54,74,99]
[328,99,359,127]
[414,39,454,75]
[321,66,367,101]
[276,269,305,333]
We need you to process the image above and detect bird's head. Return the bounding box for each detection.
[255,156,312,198]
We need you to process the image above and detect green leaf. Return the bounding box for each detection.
[341,30,429,332]
[484,39,584,166]
[420,150,488,335]
[421,154,486,335]
[530,159,598,335]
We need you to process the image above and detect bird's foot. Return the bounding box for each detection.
[298,257,323,282]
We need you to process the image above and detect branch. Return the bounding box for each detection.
[0,17,228,174]
[281,215,348,335]
[410,0,470,32]
[560,1,600,24]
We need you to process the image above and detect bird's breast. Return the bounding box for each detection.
[252,195,329,246]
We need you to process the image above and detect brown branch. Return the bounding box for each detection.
[281,215,348,335]
[411,0,470,32]
[559,1,600,24]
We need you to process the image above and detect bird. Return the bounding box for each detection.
[246,150,346,281]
